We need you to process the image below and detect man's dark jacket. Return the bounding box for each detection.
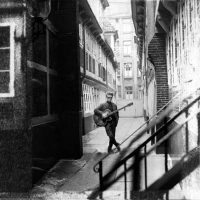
[94,102,119,127]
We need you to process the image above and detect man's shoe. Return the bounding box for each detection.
[115,143,121,152]
[117,145,121,152]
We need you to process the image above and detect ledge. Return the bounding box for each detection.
[79,0,102,34]
[0,1,25,10]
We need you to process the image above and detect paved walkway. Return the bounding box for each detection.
[31,117,148,199]
[31,116,184,199]
[83,117,145,153]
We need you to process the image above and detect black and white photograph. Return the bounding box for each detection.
[0,0,200,199]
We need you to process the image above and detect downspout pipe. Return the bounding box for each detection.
[82,23,86,81]
[81,22,86,134]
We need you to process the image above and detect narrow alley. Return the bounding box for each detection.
[31,98,185,200]
[31,104,148,199]
[1,1,200,199]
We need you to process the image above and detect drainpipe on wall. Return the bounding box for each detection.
[82,23,86,80]
[115,64,117,101]
[144,1,149,120]
[81,23,86,134]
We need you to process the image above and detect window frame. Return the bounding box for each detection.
[123,40,132,56]
[29,28,58,126]
[124,62,133,78]
[0,23,15,97]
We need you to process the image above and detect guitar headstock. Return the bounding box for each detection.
[127,102,133,107]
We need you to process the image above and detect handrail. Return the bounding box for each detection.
[96,107,200,192]
[118,90,181,146]
[88,103,200,199]
[93,91,182,169]
[146,146,200,192]
[93,89,196,172]
[93,92,200,173]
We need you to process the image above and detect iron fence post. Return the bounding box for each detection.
[164,117,168,172]
[133,149,141,191]
[197,112,200,145]
[99,161,103,190]
[185,109,189,153]
[164,117,169,200]
[124,162,127,199]
[144,145,148,189]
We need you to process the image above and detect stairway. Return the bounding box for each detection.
[89,91,200,200]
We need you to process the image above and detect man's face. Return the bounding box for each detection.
[106,95,113,102]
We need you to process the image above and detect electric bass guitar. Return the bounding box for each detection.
[93,102,133,127]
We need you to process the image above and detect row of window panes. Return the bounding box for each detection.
[82,84,100,113]
[0,26,11,94]
[80,46,117,84]
[166,0,200,87]
[79,23,116,84]
[79,22,107,66]
[123,41,132,56]
[124,62,132,77]
[31,27,58,117]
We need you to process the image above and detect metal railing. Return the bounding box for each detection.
[93,91,182,170]
[89,90,200,199]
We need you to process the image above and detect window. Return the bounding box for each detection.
[30,27,58,122]
[85,52,89,70]
[123,41,131,56]
[80,46,84,68]
[124,63,132,78]
[31,67,48,116]
[117,85,121,98]
[89,54,92,72]
[166,0,200,96]
[117,66,120,76]
[92,58,95,74]
[0,24,14,97]
[117,62,121,76]
[125,86,133,100]
[98,63,101,77]
[79,22,83,45]
[82,84,99,114]
[32,20,47,66]
[123,23,132,33]
[102,67,106,81]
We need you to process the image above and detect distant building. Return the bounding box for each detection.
[0,0,117,192]
[79,0,117,134]
[105,0,141,100]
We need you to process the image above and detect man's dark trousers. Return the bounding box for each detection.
[105,121,118,151]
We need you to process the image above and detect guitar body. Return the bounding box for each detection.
[93,109,112,127]
[93,102,133,127]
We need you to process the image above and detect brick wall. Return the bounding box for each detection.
[148,33,169,111]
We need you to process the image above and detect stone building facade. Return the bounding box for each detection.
[131,0,200,197]
[0,0,117,192]
[105,0,141,101]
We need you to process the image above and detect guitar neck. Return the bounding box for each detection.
[107,105,130,117]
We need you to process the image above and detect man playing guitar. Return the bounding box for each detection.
[94,91,121,153]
